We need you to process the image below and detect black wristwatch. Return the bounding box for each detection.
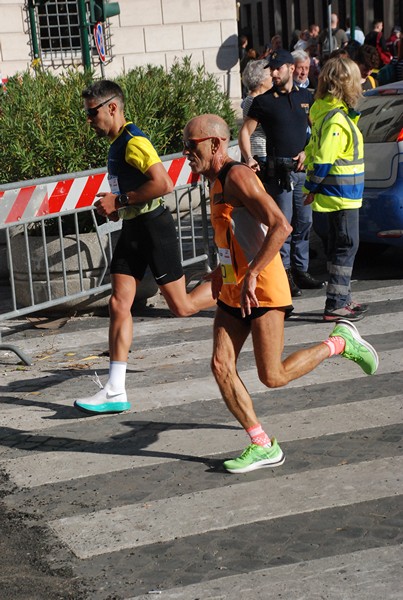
[116,193,129,207]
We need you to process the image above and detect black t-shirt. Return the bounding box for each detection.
[248,85,313,157]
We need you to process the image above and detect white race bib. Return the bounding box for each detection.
[218,248,237,284]
[108,175,120,194]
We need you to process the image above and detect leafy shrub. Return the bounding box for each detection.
[0,58,237,184]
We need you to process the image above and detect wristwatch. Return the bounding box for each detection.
[116,193,129,207]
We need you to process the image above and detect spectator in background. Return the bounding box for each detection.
[303,57,367,322]
[364,20,392,67]
[292,49,313,89]
[240,48,258,97]
[239,34,248,60]
[271,34,283,53]
[294,29,311,51]
[241,60,273,180]
[306,23,321,63]
[355,45,379,90]
[319,13,348,62]
[396,40,403,81]
[289,29,301,52]
[386,26,402,58]
[345,18,365,45]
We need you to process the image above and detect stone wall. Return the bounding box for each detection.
[0,0,241,100]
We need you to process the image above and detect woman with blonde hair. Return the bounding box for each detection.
[303,56,368,321]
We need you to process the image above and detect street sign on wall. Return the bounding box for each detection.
[94,22,106,63]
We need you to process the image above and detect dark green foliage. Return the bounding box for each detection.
[0,58,237,184]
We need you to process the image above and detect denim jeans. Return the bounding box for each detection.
[325,208,360,310]
[266,171,312,272]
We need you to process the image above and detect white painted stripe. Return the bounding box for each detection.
[0,340,401,432]
[125,545,403,600]
[0,338,402,431]
[62,176,89,211]
[3,308,401,379]
[48,456,403,558]
[4,290,403,358]
[1,395,402,486]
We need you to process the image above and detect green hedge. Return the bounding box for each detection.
[0,58,237,185]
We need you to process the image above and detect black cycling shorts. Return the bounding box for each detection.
[110,206,184,285]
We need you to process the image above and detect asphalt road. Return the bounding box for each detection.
[0,241,402,600]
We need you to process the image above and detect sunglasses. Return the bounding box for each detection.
[182,136,226,151]
[85,95,117,117]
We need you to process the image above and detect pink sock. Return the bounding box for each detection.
[247,423,271,447]
[323,336,346,357]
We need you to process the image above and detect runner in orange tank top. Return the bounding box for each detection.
[183,114,379,474]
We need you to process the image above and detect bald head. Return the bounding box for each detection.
[184,114,230,142]
[183,114,231,180]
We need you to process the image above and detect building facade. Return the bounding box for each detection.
[0,0,242,98]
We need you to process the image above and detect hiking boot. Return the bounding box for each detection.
[223,439,285,474]
[330,319,379,375]
[323,305,364,322]
[286,269,302,297]
[74,385,130,414]
[292,269,325,289]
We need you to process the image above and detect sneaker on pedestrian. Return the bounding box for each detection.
[286,269,302,297]
[330,319,379,375]
[223,438,285,473]
[74,384,130,414]
[348,301,369,314]
[323,305,364,322]
[292,269,325,289]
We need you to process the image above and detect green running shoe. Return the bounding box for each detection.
[330,319,379,375]
[223,439,285,474]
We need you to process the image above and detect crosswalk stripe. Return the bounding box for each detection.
[48,455,403,558]
[1,394,401,487]
[125,544,403,600]
[7,286,403,357]
[1,326,401,433]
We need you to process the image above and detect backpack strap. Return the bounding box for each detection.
[367,74,376,88]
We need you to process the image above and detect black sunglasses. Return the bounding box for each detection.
[85,95,117,117]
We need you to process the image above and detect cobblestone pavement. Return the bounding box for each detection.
[0,245,402,599]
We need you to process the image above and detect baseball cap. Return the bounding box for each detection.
[393,25,401,33]
[264,48,295,69]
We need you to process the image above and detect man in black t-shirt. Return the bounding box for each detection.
[238,48,324,297]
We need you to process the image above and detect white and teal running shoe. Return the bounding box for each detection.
[74,384,130,414]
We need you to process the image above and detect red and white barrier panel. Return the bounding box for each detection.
[0,156,199,226]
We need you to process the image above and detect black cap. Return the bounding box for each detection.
[264,49,295,69]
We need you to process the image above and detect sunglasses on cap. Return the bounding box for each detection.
[85,95,117,117]
[182,136,226,151]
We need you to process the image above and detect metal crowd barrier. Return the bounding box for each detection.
[0,152,218,366]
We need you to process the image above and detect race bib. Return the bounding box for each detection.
[218,248,237,284]
[108,175,120,194]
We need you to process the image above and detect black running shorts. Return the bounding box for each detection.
[217,299,292,323]
[110,205,184,285]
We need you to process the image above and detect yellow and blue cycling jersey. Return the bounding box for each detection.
[108,121,163,220]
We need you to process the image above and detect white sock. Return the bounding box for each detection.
[107,361,127,392]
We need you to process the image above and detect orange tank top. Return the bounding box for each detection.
[210,163,291,308]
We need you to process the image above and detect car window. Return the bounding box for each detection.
[358,94,403,143]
